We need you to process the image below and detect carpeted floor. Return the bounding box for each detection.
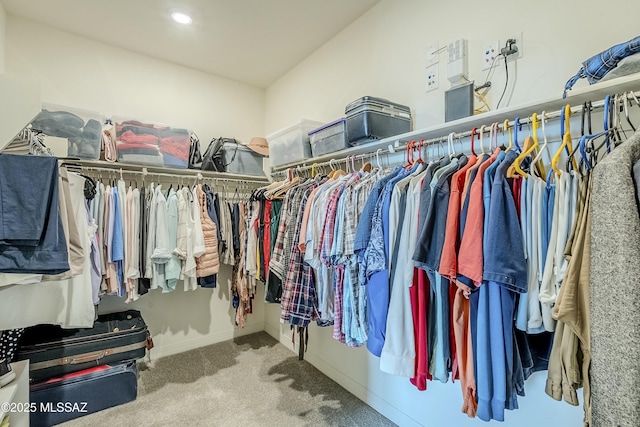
[61,332,395,427]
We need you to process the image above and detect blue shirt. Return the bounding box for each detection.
[111,187,125,297]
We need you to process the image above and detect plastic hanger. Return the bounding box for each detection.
[531,111,550,175]
[623,92,636,132]
[513,117,522,152]
[447,132,456,159]
[552,104,577,176]
[512,114,541,177]
[479,125,487,155]
[503,119,513,151]
[470,127,478,156]
[375,149,383,169]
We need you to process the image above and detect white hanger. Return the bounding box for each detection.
[479,124,487,155]
[531,111,550,170]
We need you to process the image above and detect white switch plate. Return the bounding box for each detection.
[482,40,501,70]
[426,65,439,92]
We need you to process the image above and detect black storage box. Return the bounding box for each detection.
[15,310,149,382]
[30,361,138,426]
[345,96,412,146]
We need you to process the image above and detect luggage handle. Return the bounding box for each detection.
[29,341,148,372]
[68,349,113,364]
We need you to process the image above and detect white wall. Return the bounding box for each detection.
[262,0,639,426]
[6,15,264,146]
[5,15,267,359]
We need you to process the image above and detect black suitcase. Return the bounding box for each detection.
[15,310,150,382]
[30,361,138,426]
[345,96,412,146]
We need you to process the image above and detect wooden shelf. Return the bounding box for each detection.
[271,73,640,171]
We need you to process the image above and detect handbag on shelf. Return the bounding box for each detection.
[201,137,240,173]
[188,133,203,169]
[100,130,117,162]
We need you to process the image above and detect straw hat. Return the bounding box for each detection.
[245,137,269,156]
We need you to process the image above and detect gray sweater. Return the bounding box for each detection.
[590,130,640,427]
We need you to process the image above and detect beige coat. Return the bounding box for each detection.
[195,185,220,277]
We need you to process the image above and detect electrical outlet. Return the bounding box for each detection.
[504,32,524,63]
[482,40,501,70]
[426,66,439,92]
[425,42,439,67]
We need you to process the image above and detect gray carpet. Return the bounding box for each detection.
[61,332,395,427]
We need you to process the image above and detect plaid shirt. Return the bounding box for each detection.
[564,36,640,97]
[280,184,319,326]
[268,190,293,281]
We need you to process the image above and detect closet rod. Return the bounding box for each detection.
[77,165,269,185]
[276,91,636,177]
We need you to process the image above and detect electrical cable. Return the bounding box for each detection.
[496,52,509,109]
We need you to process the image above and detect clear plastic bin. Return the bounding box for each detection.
[309,118,348,157]
[29,104,105,160]
[113,117,191,169]
[266,119,322,168]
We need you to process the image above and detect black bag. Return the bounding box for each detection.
[188,133,203,169]
[15,310,151,382]
[30,361,138,426]
[201,137,240,172]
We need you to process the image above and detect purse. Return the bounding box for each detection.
[100,130,117,163]
[188,133,203,169]
[201,137,240,172]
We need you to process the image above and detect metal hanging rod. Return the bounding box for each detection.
[68,161,269,184]
[275,91,638,177]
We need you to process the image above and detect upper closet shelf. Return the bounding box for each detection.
[271,72,640,172]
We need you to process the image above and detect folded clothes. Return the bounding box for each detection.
[119,125,162,137]
[117,130,159,146]
[118,152,165,167]
[162,152,188,169]
[158,128,189,138]
[116,142,160,155]
[159,135,189,160]
[117,146,163,156]
[31,109,84,139]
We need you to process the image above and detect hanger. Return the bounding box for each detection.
[447,133,456,159]
[375,149,383,169]
[513,117,523,152]
[552,104,578,176]
[470,127,478,156]
[531,111,550,176]
[623,92,636,132]
[511,114,540,178]
[479,125,487,155]
[502,119,513,151]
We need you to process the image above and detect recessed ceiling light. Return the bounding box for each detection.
[171,11,192,25]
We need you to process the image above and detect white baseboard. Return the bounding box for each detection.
[150,322,265,360]
[262,322,421,427]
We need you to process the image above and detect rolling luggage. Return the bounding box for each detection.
[15,310,150,382]
[29,361,138,426]
[345,96,412,145]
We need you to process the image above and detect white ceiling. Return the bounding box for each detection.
[1,0,380,88]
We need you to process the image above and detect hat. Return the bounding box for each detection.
[245,137,269,156]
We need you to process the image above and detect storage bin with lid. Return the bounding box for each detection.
[29,104,105,160]
[222,140,265,176]
[114,117,191,169]
[266,119,322,168]
[345,96,412,146]
[308,118,348,157]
